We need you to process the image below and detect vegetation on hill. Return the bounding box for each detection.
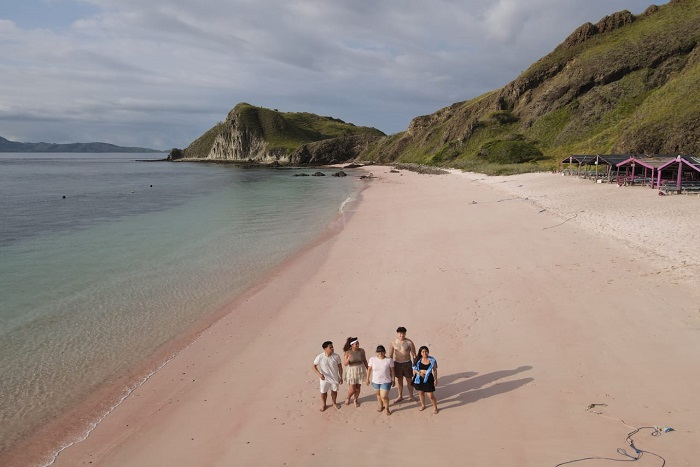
[181,103,384,160]
[178,1,698,173]
[180,123,225,159]
[361,0,700,174]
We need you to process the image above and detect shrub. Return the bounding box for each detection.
[488,110,519,124]
[480,140,544,164]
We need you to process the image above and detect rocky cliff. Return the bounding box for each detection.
[289,134,383,165]
[177,103,384,164]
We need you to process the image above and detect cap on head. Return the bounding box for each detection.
[396,326,406,333]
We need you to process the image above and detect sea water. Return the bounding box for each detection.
[0,153,359,461]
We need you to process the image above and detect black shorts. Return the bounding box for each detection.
[394,361,413,379]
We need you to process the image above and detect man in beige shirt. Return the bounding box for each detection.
[388,326,417,403]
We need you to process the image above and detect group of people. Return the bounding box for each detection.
[312,327,439,415]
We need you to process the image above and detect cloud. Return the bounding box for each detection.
[0,0,651,148]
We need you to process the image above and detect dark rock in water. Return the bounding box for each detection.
[168,148,185,160]
[312,172,325,176]
[344,163,363,168]
[294,173,310,176]
[332,171,347,177]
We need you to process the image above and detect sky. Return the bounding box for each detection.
[1,0,653,150]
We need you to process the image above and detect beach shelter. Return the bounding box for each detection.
[560,155,597,176]
[615,155,676,188]
[561,154,631,181]
[559,154,598,176]
[655,155,700,193]
[590,154,630,181]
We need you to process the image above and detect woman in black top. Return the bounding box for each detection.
[412,346,439,413]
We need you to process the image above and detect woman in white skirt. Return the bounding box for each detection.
[343,337,368,407]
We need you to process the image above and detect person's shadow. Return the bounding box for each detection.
[440,366,533,409]
[386,366,533,412]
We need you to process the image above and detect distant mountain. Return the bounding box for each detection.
[174,103,385,164]
[0,136,163,153]
[363,0,700,173]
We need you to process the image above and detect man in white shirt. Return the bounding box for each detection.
[312,341,343,411]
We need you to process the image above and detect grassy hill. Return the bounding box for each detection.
[182,103,384,160]
[362,0,700,174]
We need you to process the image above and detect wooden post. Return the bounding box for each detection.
[595,156,599,180]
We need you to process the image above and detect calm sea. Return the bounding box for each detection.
[0,153,359,464]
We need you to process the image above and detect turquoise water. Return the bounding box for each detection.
[0,154,359,460]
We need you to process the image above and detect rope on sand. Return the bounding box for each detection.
[554,405,670,466]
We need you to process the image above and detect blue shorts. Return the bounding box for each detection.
[372,382,392,391]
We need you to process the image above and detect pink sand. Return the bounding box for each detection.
[46,168,700,466]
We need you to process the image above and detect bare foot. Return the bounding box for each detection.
[320,405,326,412]
[354,400,359,407]
[433,408,439,414]
[335,404,341,410]
[386,409,392,416]
[377,406,384,412]
[418,406,426,411]
[410,395,417,401]
[345,399,351,406]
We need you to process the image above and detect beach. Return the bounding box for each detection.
[50,167,700,466]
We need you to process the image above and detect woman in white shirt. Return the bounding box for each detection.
[365,345,395,415]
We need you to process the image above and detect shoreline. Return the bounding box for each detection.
[18,167,700,466]
[0,176,368,467]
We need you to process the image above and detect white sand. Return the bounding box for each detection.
[454,171,700,282]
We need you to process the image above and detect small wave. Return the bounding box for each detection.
[339,196,353,214]
[42,336,203,466]
[333,196,354,229]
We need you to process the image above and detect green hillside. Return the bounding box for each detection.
[363,0,700,174]
[182,103,384,159]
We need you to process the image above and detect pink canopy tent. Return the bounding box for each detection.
[655,155,700,193]
[615,155,676,188]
